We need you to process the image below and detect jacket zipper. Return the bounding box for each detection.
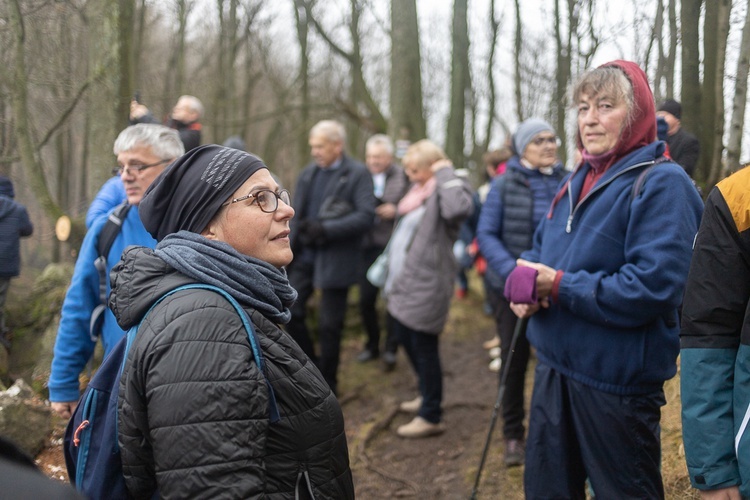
[564,160,656,233]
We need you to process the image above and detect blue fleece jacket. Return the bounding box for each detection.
[522,141,703,395]
[49,205,156,402]
[85,176,126,229]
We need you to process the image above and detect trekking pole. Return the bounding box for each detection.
[469,316,528,500]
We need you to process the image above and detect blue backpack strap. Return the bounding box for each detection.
[121,283,280,423]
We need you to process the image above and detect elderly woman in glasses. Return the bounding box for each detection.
[475,118,565,467]
[508,61,703,498]
[110,145,354,499]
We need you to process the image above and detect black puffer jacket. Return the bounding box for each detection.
[110,246,354,499]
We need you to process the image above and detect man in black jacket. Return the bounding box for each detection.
[287,120,375,394]
[356,134,408,369]
[656,99,700,177]
[130,95,203,152]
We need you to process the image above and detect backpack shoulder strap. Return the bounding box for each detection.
[122,283,280,423]
[630,156,671,203]
[90,203,132,342]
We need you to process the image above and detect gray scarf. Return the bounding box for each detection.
[155,231,297,324]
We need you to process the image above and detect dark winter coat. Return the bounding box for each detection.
[666,126,700,177]
[290,155,375,288]
[111,246,354,499]
[477,158,564,288]
[362,163,409,250]
[681,165,750,495]
[0,177,33,278]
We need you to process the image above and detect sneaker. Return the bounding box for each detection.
[482,336,500,350]
[504,439,525,467]
[488,346,501,359]
[489,357,502,373]
[399,396,423,413]
[382,351,397,372]
[356,349,378,363]
[397,416,445,438]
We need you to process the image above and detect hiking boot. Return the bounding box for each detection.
[483,336,500,350]
[356,349,378,363]
[504,439,525,467]
[382,351,397,372]
[397,416,445,438]
[399,396,423,413]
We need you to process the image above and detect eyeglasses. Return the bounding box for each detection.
[222,188,292,213]
[111,159,171,176]
[530,136,559,147]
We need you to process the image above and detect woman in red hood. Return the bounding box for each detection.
[505,61,704,498]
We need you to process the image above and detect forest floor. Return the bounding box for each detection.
[32,271,699,499]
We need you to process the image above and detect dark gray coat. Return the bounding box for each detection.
[362,163,409,250]
[112,247,354,499]
[290,155,375,288]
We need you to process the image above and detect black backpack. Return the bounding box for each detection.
[88,202,131,342]
[64,283,279,499]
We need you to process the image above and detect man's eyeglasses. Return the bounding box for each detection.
[222,188,292,213]
[530,136,559,147]
[112,159,171,176]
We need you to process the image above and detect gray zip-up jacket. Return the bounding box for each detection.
[386,167,474,334]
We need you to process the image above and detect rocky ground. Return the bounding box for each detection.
[29,273,698,499]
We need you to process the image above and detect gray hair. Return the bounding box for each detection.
[366,134,394,156]
[113,124,185,159]
[570,66,637,125]
[310,120,346,145]
[179,95,204,119]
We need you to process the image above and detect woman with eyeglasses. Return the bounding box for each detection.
[475,118,565,466]
[109,145,354,499]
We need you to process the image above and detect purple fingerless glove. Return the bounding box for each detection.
[504,266,539,304]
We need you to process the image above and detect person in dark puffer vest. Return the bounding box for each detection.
[112,145,355,499]
[0,176,33,349]
[476,118,564,467]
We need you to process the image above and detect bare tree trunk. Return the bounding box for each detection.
[680,0,703,180]
[666,0,677,97]
[482,0,499,153]
[294,0,311,161]
[726,0,750,172]
[390,0,426,144]
[117,0,135,132]
[647,0,665,101]
[8,0,65,224]
[552,0,576,165]
[706,0,732,186]
[445,0,470,167]
[513,0,523,123]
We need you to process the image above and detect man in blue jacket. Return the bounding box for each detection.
[287,120,375,395]
[681,165,750,499]
[0,176,33,349]
[49,124,184,418]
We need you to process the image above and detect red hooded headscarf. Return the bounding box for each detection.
[559,60,657,206]
[582,60,657,161]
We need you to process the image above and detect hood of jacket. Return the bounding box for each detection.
[108,245,196,330]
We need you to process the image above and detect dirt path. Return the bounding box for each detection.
[36,276,697,499]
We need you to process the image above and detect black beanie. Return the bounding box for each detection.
[139,145,268,241]
[0,176,14,199]
[657,99,682,120]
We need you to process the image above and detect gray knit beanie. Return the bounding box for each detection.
[513,118,555,157]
